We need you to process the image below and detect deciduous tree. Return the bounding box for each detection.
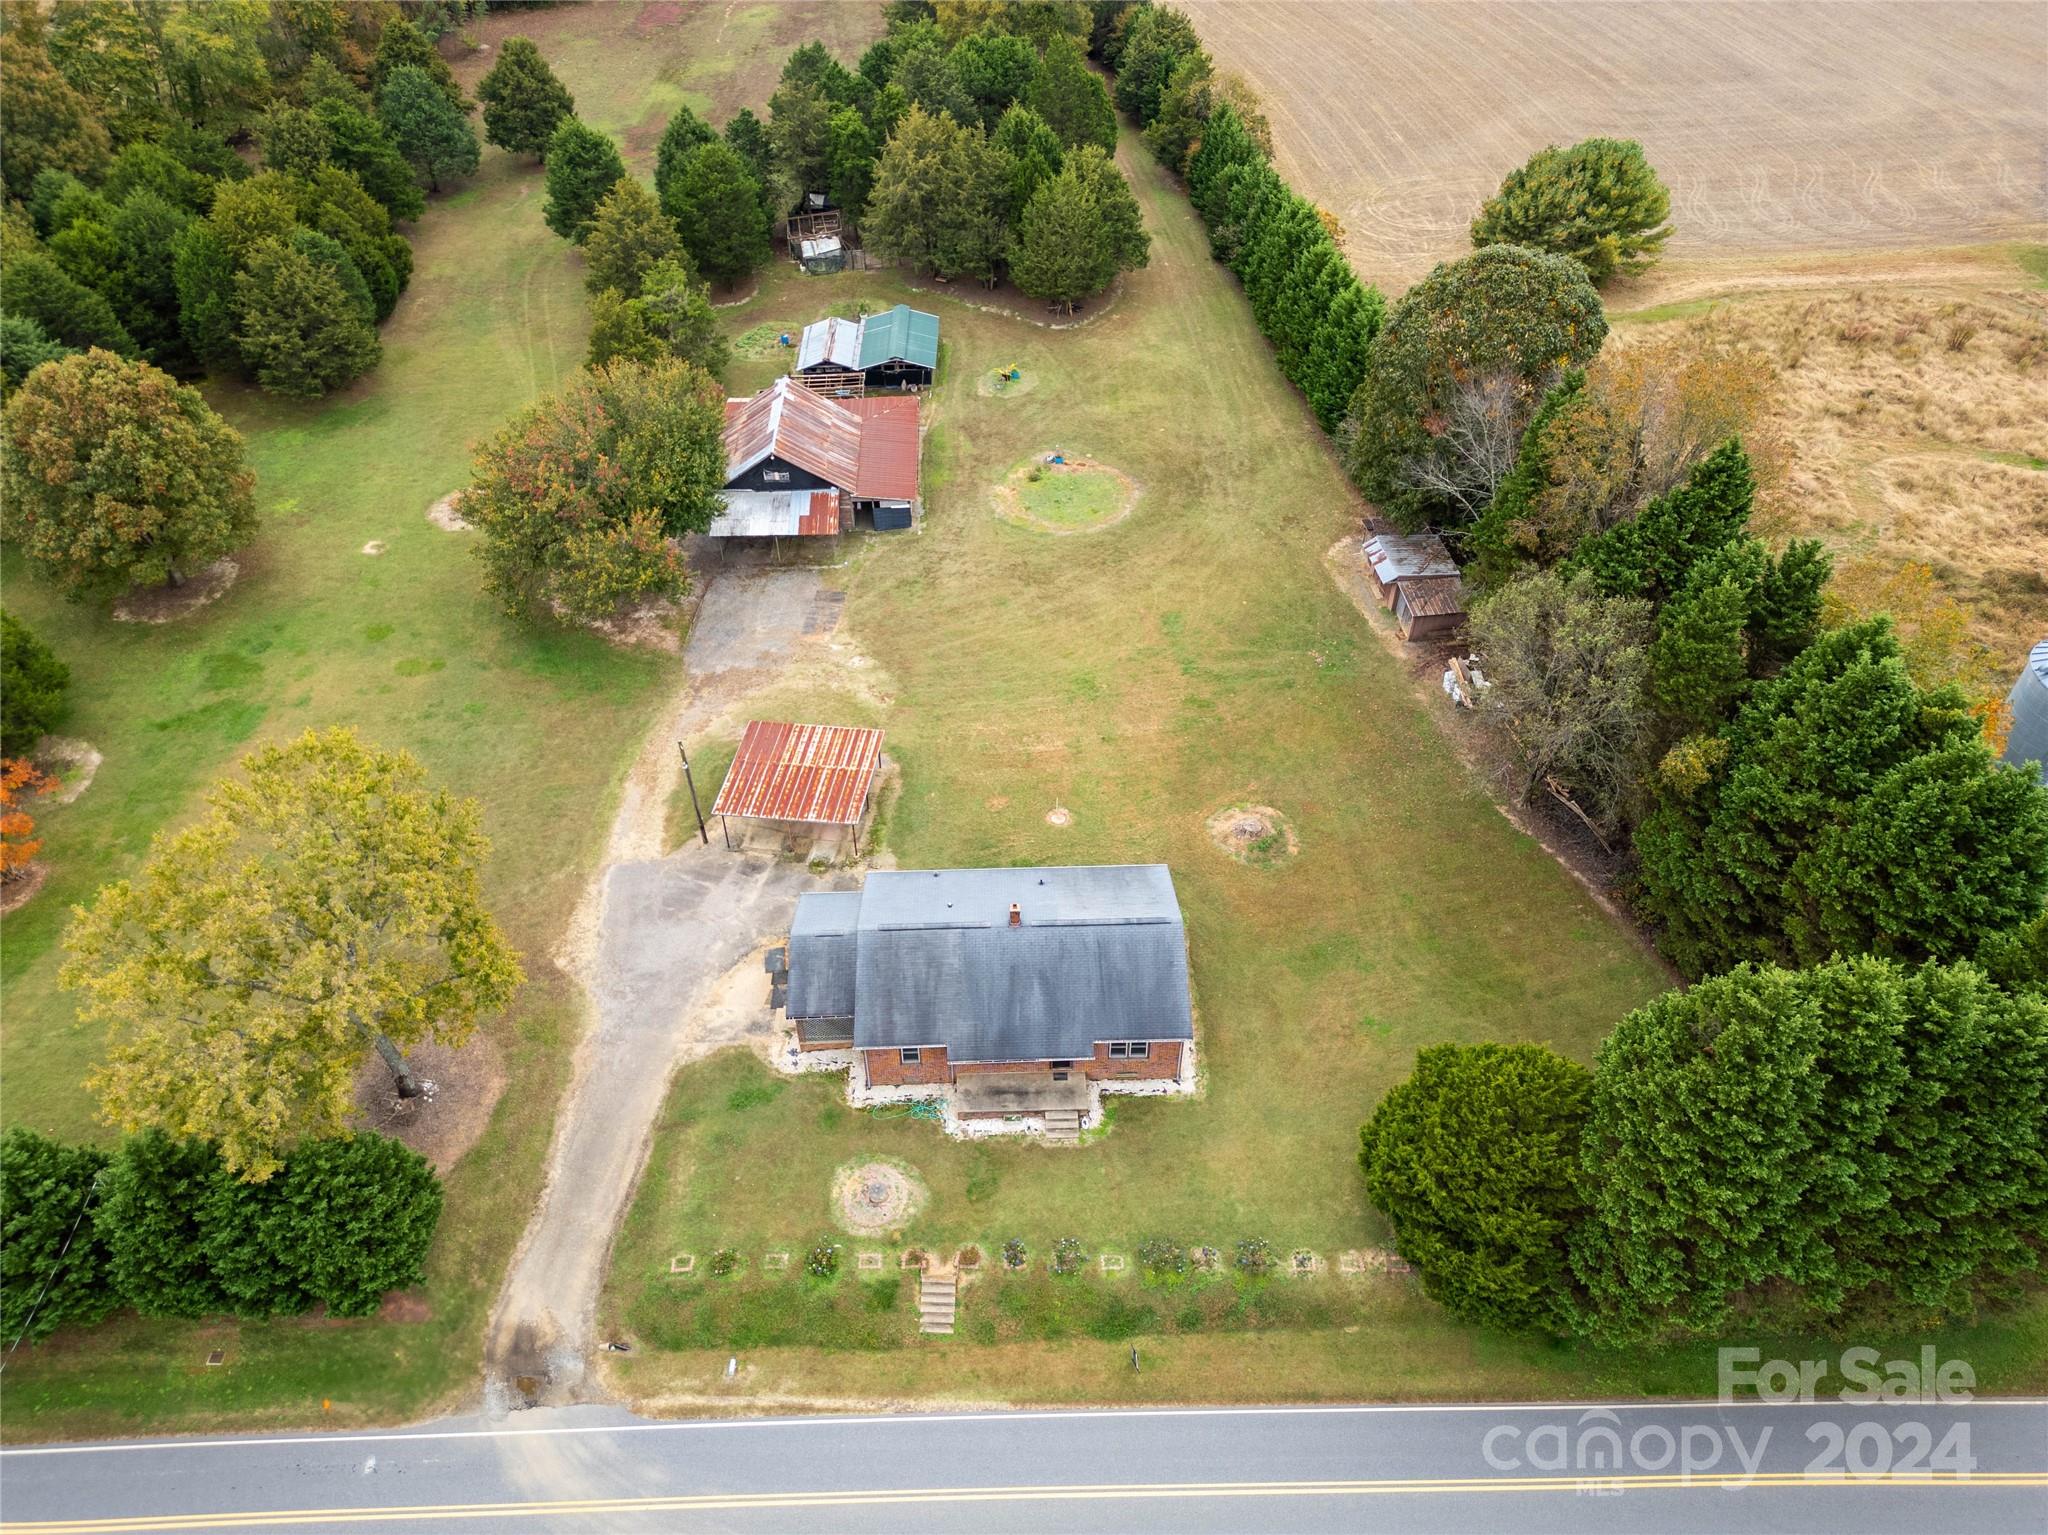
[1346,244,1607,529]
[1359,1043,1592,1335]
[370,16,465,113]
[1,349,256,593]
[0,253,136,357]
[1473,138,1672,282]
[541,117,625,242]
[465,359,726,621]
[64,727,523,1182]
[476,35,574,159]
[0,756,56,886]
[0,32,111,199]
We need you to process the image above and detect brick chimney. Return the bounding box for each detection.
[1008,902,1021,928]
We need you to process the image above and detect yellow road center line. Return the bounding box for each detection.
[6,1471,2044,1532]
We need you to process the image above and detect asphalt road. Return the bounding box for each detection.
[3,1400,2042,1533]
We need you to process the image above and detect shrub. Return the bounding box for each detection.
[1233,1237,1273,1276]
[0,613,69,756]
[0,1129,114,1344]
[1051,1235,1086,1276]
[1136,1237,1189,1279]
[707,1247,739,1277]
[806,1240,841,1278]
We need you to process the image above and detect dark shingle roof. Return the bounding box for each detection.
[785,866,1192,1060]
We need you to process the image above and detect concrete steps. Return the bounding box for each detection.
[1043,1109,1082,1145]
[918,1270,956,1335]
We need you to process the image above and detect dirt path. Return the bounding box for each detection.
[484,569,849,1411]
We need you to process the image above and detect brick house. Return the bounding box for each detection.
[784,865,1195,1137]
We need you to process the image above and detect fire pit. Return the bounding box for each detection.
[831,1160,927,1235]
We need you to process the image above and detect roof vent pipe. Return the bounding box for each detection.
[1008,903,1021,927]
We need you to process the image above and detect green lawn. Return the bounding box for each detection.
[604,138,1684,1378]
[1012,464,1130,529]
[0,1,885,1441]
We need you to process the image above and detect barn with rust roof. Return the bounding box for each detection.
[711,377,920,537]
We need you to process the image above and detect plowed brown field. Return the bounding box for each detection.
[1190,0,2047,292]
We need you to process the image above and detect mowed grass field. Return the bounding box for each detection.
[603,134,1670,1391]
[0,0,876,1440]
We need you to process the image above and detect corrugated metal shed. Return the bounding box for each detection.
[795,315,861,372]
[712,720,883,827]
[724,378,861,490]
[1394,574,1466,618]
[857,304,940,370]
[707,488,844,538]
[2003,639,2048,784]
[787,865,1195,1063]
[1364,528,1458,588]
[848,395,920,501]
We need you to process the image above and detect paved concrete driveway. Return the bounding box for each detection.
[485,569,836,1408]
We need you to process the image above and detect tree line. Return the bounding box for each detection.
[2,1126,442,1344]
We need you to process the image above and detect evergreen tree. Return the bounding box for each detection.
[1565,439,1757,605]
[653,104,717,206]
[0,611,70,755]
[96,1131,233,1318]
[766,83,834,203]
[1470,370,1586,589]
[951,28,1037,128]
[257,102,331,180]
[1143,50,1212,172]
[1185,102,1266,225]
[722,107,772,182]
[1360,1044,1592,1335]
[476,35,574,159]
[378,65,480,194]
[1009,162,1103,311]
[1028,30,1116,151]
[371,16,465,113]
[931,121,1013,284]
[541,118,625,243]
[1634,620,2048,976]
[582,178,683,298]
[0,315,76,397]
[991,102,1064,222]
[1112,3,1201,125]
[634,259,729,379]
[315,98,428,222]
[1646,542,1756,732]
[663,141,770,287]
[101,142,213,215]
[889,24,972,124]
[824,105,879,221]
[1345,244,1608,530]
[1473,138,1673,282]
[233,237,382,398]
[289,227,376,325]
[171,222,241,372]
[585,287,662,370]
[0,253,136,356]
[0,1129,112,1344]
[260,1134,441,1317]
[291,167,412,322]
[108,190,196,371]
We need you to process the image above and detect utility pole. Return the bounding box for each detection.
[677,743,708,846]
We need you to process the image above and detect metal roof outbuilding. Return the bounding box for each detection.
[711,720,884,828]
[2003,639,2048,785]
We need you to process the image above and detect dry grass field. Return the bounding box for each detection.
[1191,1,2048,667]
[1190,0,2047,295]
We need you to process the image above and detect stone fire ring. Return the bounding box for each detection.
[831,1160,927,1235]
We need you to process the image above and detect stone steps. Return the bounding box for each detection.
[918,1271,956,1335]
[1043,1108,1083,1145]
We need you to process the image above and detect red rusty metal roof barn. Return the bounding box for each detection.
[711,720,884,827]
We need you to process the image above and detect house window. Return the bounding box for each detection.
[1107,1041,1150,1060]
[899,1047,921,1065]
[762,468,790,484]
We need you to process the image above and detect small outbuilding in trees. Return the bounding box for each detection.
[1361,517,1468,641]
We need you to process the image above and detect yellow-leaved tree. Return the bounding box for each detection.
[63,727,522,1181]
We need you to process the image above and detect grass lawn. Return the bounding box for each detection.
[1010,464,1131,530]
[0,1,881,1441]
[604,136,1685,1388]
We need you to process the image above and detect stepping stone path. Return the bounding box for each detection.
[919,1263,956,1336]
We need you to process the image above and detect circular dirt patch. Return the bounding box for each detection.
[1045,806,1073,827]
[426,493,473,532]
[34,737,100,805]
[112,559,237,624]
[0,864,49,918]
[1206,803,1299,867]
[976,366,1040,399]
[831,1159,928,1236]
[995,456,1139,535]
[352,1035,506,1175]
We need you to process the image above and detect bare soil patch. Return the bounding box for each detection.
[33,737,100,805]
[831,1160,928,1237]
[361,540,387,557]
[1205,804,1299,867]
[0,865,49,919]
[1045,806,1073,827]
[111,560,237,624]
[1191,0,2048,294]
[351,1035,506,1175]
[994,456,1140,535]
[426,492,473,532]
